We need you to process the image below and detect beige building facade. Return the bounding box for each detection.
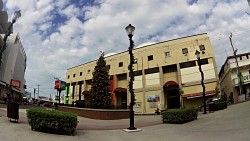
[66,33,220,114]
[219,53,250,103]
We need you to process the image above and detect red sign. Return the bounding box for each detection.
[54,80,60,89]
[11,79,21,88]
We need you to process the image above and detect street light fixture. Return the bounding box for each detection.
[195,50,207,114]
[0,10,21,66]
[125,24,136,130]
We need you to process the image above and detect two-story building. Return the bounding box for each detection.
[66,33,220,114]
[219,53,250,103]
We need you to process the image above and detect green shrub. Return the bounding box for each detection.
[162,108,198,124]
[26,108,78,135]
[214,101,228,110]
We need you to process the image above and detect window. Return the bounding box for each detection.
[107,65,110,70]
[163,64,177,73]
[180,61,196,68]
[87,70,90,73]
[80,72,82,76]
[130,70,142,77]
[117,73,127,80]
[182,48,188,54]
[200,58,209,65]
[73,74,76,77]
[148,55,153,61]
[247,55,249,59]
[119,62,123,67]
[145,67,159,74]
[199,45,205,51]
[240,56,242,60]
[165,51,170,57]
[249,70,250,74]
[67,75,70,79]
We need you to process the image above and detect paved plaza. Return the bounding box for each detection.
[0,101,250,141]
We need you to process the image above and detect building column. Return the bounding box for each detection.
[83,80,87,100]
[176,63,183,107]
[142,68,146,114]
[71,82,76,104]
[78,81,83,100]
[159,66,164,110]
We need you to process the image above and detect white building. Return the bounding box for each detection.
[219,52,250,103]
[0,0,26,99]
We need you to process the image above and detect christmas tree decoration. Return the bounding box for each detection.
[90,52,112,109]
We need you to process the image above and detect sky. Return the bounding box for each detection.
[2,0,250,97]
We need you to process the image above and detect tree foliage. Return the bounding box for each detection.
[90,53,112,109]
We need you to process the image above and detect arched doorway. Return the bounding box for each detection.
[163,81,180,109]
[114,87,127,109]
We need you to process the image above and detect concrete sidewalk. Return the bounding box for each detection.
[0,101,250,141]
[0,108,162,130]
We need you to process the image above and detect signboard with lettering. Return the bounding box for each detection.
[60,81,66,90]
[234,75,250,85]
[54,80,60,89]
[10,79,21,88]
[147,94,160,102]
[134,102,142,113]
[54,80,66,90]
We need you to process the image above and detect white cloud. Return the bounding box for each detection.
[3,0,250,97]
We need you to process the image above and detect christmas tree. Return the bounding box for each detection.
[90,52,112,109]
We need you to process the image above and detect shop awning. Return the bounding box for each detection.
[182,90,216,99]
[0,81,6,86]
[113,87,127,93]
[163,81,179,87]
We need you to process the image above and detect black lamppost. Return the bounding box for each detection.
[0,10,21,66]
[195,50,207,114]
[125,24,136,130]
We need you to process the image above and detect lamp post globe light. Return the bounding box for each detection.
[195,50,207,114]
[0,10,21,66]
[125,24,137,130]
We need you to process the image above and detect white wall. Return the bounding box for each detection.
[181,64,216,84]
[145,73,160,86]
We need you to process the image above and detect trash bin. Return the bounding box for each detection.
[7,102,19,122]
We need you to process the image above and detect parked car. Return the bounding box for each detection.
[198,97,223,112]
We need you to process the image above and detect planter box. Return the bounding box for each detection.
[57,106,130,120]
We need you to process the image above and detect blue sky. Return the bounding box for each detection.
[2,0,250,97]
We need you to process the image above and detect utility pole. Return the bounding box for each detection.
[37,85,40,98]
[33,88,36,99]
[229,33,244,99]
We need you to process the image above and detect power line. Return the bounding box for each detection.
[37,85,40,98]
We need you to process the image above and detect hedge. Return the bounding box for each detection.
[162,108,198,124]
[214,101,228,110]
[26,108,78,135]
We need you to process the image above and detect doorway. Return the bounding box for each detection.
[163,81,180,109]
